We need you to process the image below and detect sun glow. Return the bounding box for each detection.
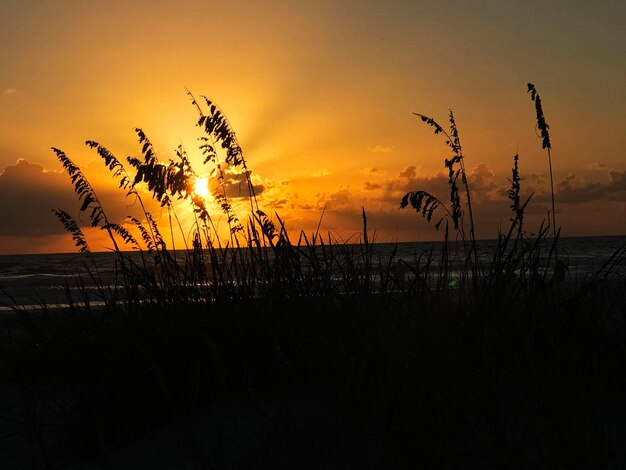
[194,176,210,200]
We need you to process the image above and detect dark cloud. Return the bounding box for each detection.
[313,187,353,211]
[267,198,288,209]
[276,162,626,242]
[388,164,626,208]
[554,171,626,203]
[383,168,451,206]
[364,164,548,238]
[210,169,266,199]
[608,171,626,193]
[361,167,384,175]
[468,164,498,200]
[555,174,603,203]
[0,158,161,237]
[363,181,382,191]
[398,166,417,179]
[585,163,608,170]
[0,160,79,236]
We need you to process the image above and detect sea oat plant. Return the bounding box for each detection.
[5,86,621,468]
[527,82,557,238]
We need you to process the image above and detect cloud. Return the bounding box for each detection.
[367,144,394,154]
[363,181,382,191]
[311,168,331,177]
[607,171,626,192]
[553,171,626,203]
[266,198,289,209]
[0,158,162,238]
[468,164,499,201]
[585,162,608,170]
[0,159,82,236]
[357,163,533,237]
[360,167,385,175]
[273,159,626,242]
[210,169,265,199]
[386,166,450,202]
[390,163,510,206]
[315,187,352,210]
[398,166,417,179]
[3,88,17,95]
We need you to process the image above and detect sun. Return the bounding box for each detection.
[194,176,210,200]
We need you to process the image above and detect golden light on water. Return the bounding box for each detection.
[194,177,210,200]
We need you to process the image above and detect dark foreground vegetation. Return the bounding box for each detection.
[1,85,625,469]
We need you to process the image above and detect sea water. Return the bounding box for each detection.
[1,236,624,310]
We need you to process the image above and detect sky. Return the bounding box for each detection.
[1,0,624,254]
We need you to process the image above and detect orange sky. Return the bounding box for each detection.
[1,0,625,254]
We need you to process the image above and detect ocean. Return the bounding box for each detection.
[1,236,624,310]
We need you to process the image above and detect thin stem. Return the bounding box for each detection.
[547,148,557,239]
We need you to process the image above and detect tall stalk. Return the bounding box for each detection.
[52,148,122,254]
[402,112,478,272]
[527,83,556,238]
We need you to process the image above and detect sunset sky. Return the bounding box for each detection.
[1,0,624,254]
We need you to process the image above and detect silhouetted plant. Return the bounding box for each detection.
[399,190,446,230]
[189,92,246,239]
[10,84,624,470]
[51,209,90,253]
[52,147,121,252]
[400,85,569,289]
[188,90,277,245]
[126,128,197,209]
[131,216,157,252]
[411,111,476,241]
[403,111,479,273]
[126,128,171,207]
[104,223,140,250]
[86,140,161,251]
[528,82,557,237]
[86,141,135,196]
[507,152,524,239]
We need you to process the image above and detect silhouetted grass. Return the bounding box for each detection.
[1,86,625,469]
